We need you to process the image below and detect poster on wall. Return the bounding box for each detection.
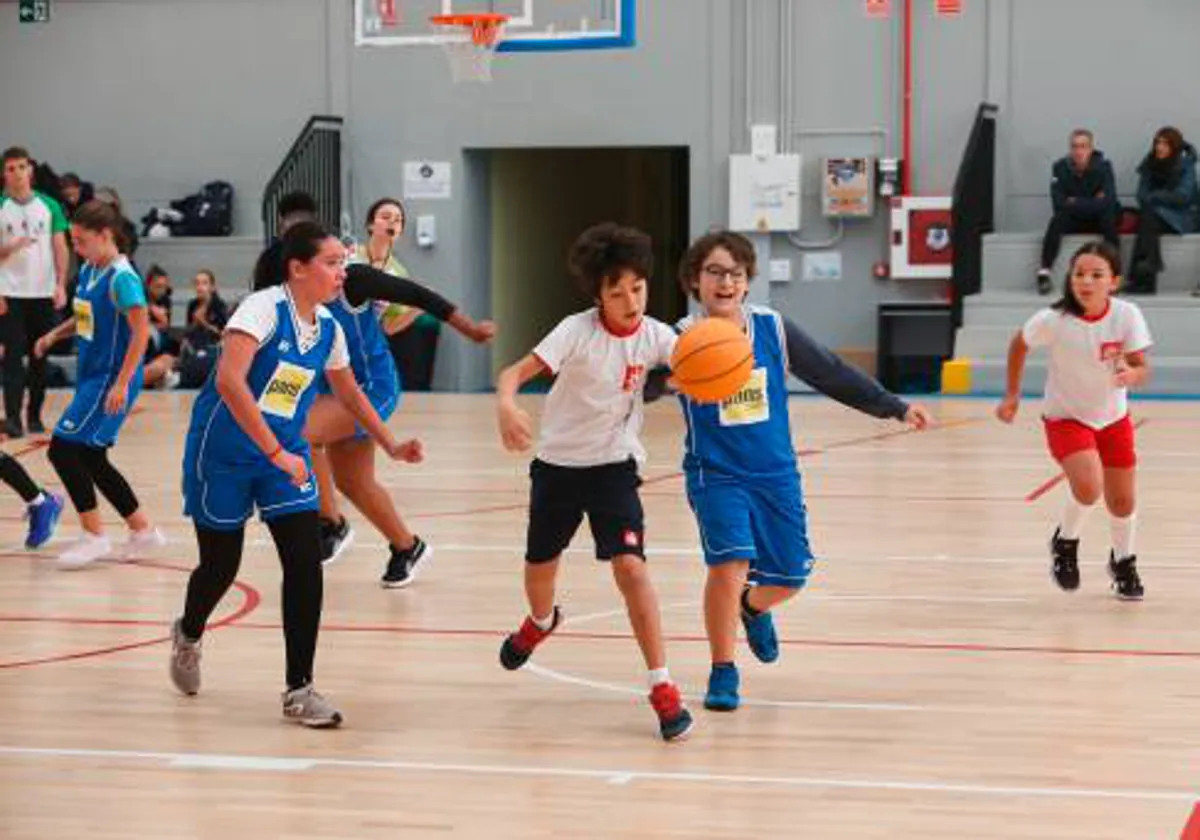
[822,157,875,218]
[403,161,452,200]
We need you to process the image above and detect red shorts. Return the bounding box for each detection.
[1043,415,1136,469]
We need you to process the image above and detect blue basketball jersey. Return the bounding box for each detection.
[677,306,797,483]
[72,257,146,385]
[325,293,400,396]
[185,286,345,472]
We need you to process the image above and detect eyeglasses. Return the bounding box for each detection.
[702,264,748,282]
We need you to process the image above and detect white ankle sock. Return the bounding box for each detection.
[532,612,555,631]
[28,492,45,506]
[1060,496,1096,540]
[648,667,671,688]
[1110,514,1137,560]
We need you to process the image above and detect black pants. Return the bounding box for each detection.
[1040,210,1119,270]
[0,450,40,502]
[47,436,140,517]
[1,297,56,423]
[181,511,323,690]
[1128,209,1175,293]
[390,324,440,391]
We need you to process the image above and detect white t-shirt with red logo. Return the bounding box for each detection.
[532,308,676,467]
[1021,299,1152,429]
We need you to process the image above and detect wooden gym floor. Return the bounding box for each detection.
[2,392,1199,839]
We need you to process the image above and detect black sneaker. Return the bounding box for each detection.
[319,516,354,566]
[2,417,24,439]
[1049,528,1081,591]
[1036,271,1053,295]
[380,536,433,588]
[26,416,45,434]
[1108,552,1144,601]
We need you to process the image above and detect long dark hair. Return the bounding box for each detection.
[1141,126,1187,184]
[1053,240,1121,317]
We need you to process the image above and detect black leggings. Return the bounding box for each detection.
[47,436,140,517]
[0,451,41,503]
[181,511,323,690]
[1,297,55,423]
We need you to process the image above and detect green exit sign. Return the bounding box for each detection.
[19,0,51,24]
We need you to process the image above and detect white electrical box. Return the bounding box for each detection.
[728,154,802,233]
[822,157,875,218]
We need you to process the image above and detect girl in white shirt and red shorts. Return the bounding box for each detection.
[997,241,1152,600]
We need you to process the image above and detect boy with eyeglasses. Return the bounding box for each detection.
[672,231,933,712]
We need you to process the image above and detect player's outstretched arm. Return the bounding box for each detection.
[344,264,495,343]
[781,315,912,422]
[326,366,422,463]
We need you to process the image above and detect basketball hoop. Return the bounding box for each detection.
[429,13,509,83]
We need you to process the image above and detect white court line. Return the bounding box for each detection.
[17,534,1200,574]
[0,744,1195,804]
[523,663,962,714]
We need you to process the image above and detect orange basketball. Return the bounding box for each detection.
[670,317,754,404]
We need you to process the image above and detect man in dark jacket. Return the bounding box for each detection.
[1037,129,1119,294]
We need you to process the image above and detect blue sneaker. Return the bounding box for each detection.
[704,663,740,712]
[25,492,64,549]
[742,608,780,663]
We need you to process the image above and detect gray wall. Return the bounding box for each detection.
[5,0,1200,390]
[0,0,330,238]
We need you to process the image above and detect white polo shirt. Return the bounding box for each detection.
[533,308,676,467]
[1022,298,1153,429]
[0,191,68,298]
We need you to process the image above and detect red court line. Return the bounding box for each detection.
[2,616,1196,661]
[0,559,261,671]
[413,419,975,519]
[1024,418,1150,503]
[1181,803,1200,840]
[4,438,49,458]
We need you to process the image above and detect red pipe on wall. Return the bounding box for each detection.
[902,0,914,195]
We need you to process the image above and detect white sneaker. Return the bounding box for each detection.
[120,527,167,560]
[57,533,113,569]
[165,370,181,390]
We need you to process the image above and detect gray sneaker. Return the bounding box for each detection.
[282,684,343,728]
[169,619,202,696]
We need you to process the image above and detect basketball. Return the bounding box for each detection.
[670,317,754,403]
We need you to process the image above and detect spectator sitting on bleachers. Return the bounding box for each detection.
[58,173,93,218]
[178,269,228,388]
[1126,126,1199,295]
[142,264,179,389]
[1036,129,1119,295]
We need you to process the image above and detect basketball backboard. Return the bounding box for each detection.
[355,0,636,52]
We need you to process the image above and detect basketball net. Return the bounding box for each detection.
[430,13,508,83]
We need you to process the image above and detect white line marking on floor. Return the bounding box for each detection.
[0,744,1195,803]
[523,663,958,714]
